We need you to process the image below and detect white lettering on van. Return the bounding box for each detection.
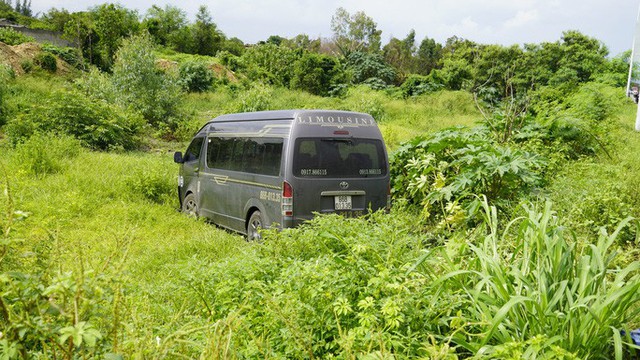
[296,115,375,128]
[260,191,281,202]
[300,169,327,176]
[359,169,382,175]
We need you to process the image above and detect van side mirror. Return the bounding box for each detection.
[174,151,184,164]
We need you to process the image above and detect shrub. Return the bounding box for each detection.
[5,89,145,150]
[111,34,183,128]
[34,52,57,73]
[400,74,442,98]
[291,53,343,96]
[235,84,272,112]
[42,44,84,70]
[391,127,544,226]
[127,159,175,204]
[0,27,34,45]
[346,51,396,86]
[20,60,33,73]
[179,60,214,92]
[12,134,82,177]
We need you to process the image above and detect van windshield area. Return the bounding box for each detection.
[293,138,387,178]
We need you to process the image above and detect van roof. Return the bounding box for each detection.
[210,109,373,123]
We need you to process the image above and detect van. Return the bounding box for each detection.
[174,110,390,240]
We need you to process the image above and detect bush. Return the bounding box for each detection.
[391,127,544,226]
[179,60,214,92]
[291,53,343,96]
[34,52,57,73]
[42,44,84,70]
[127,158,176,204]
[235,84,272,112]
[111,34,183,128]
[5,89,145,150]
[20,60,33,73]
[0,27,34,45]
[12,134,82,177]
[400,74,443,98]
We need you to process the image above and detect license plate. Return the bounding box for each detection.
[335,195,352,210]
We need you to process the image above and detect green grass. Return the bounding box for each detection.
[1,75,639,358]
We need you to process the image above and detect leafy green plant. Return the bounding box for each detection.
[111,33,183,128]
[425,201,640,359]
[42,44,84,70]
[12,134,82,178]
[391,127,544,225]
[34,52,58,73]
[179,60,214,92]
[0,27,34,45]
[4,89,145,150]
[20,59,33,73]
[0,169,125,359]
[400,74,442,98]
[127,157,176,204]
[235,83,272,112]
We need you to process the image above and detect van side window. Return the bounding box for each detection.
[207,137,283,176]
[183,137,204,162]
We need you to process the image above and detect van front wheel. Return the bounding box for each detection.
[246,210,264,241]
[182,193,198,217]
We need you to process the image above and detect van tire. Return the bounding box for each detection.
[182,193,198,217]
[246,210,264,241]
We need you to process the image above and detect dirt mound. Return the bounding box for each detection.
[210,63,238,83]
[0,41,75,76]
[156,58,178,71]
[155,58,239,83]
[0,42,24,75]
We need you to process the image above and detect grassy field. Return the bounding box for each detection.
[1,74,640,358]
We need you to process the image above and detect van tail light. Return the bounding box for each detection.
[282,181,293,216]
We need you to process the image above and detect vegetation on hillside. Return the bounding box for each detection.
[0,1,639,359]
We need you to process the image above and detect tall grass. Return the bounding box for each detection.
[426,200,640,358]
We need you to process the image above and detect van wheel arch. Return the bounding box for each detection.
[246,208,264,241]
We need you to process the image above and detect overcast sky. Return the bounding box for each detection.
[30,0,640,56]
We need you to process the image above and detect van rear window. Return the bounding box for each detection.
[293,138,386,178]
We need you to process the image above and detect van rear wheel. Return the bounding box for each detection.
[246,210,264,241]
[182,193,198,217]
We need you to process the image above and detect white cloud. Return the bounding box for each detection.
[504,9,539,28]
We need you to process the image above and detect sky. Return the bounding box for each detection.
[29,0,640,57]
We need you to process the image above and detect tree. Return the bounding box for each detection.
[143,5,187,47]
[63,12,100,68]
[284,34,321,53]
[111,33,182,127]
[347,51,396,87]
[191,5,224,56]
[291,52,343,96]
[41,8,72,32]
[330,7,381,56]
[91,3,140,70]
[240,43,300,86]
[416,37,442,75]
[383,29,416,80]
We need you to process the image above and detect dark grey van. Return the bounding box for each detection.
[174,110,389,240]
